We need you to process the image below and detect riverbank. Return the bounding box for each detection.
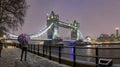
[0,47,70,67]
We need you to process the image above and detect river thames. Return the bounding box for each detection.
[29,40,120,65]
[49,44,120,64]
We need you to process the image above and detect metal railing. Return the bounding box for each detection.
[8,43,120,67]
[26,44,120,67]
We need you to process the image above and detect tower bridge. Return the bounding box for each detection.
[5,11,89,43]
[31,11,84,40]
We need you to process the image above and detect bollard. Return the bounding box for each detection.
[59,46,61,64]
[37,45,39,55]
[49,45,51,60]
[31,44,32,52]
[43,45,45,57]
[45,45,47,55]
[96,47,99,67]
[73,46,76,67]
[34,44,35,53]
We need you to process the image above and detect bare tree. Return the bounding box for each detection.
[0,0,27,33]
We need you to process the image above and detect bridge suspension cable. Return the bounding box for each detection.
[58,21,74,29]
[4,32,18,39]
[58,21,85,40]
[78,28,84,39]
[30,25,47,36]
[30,23,54,38]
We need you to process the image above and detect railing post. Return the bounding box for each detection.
[43,45,45,57]
[31,44,32,52]
[19,43,20,48]
[29,44,31,51]
[18,43,20,48]
[73,46,76,67]
[59,46,61,64]
[28,44,29,51]
[37,44,39,55]
[96,47,99,67]
[34,44,36,53]
[49,45,51,60]
[46,45,47,55]
[30,44,31,51]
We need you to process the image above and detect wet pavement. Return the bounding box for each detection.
[0,46,70,67]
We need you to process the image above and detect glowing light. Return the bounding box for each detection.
[30,23,53,38]
[69,41,75,46]
[3,35,6,38]
[47,17,50,20]
[51,15,54,19]
[7,46,14,49]
[104,40,110,44]
[38,41,44,45]
[6,40,12,43]
[30,25,47,36]
[70,48,74,59]
[4,32,18,39]
[115,27,119,30]
[78,29,84,39]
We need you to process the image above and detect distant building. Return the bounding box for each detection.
[115,27,119,38]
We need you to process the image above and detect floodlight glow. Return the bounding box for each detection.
[30,23,53,38]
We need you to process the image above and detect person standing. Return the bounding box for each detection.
[18,34,30,61]
[0,40,3,57]
[20,40,28,61]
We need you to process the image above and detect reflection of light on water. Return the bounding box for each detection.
[85,45,92,61]
[86,45,97,47]
[86,49,91,55]
[70,48,74,59]
[86,45,92,47]
[69,41,75,46]
[70,48,74,53]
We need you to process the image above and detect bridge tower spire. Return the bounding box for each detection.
[47,11,59,39]
[71,20,82,40]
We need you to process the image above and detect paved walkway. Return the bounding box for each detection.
[1,46,120,67]
[0,46,70,67]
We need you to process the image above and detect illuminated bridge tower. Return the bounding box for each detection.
[47,11,59,39]
[71,20,80,40]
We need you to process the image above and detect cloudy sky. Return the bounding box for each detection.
[15,0,120,39]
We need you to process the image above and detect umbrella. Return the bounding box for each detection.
[18,34,30,44]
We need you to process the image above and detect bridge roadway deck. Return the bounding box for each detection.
[0,46,70,67]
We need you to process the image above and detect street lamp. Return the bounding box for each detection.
[2,34,6,44]
[3,35,6,39]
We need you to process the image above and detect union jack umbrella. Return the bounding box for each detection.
[18,34,30,44]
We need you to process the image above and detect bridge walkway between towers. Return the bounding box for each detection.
[0,46,70,67]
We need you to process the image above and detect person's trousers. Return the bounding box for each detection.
[21,47,27,61]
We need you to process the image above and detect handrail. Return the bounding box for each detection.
[9,43,120,67]
[27,44,120,67]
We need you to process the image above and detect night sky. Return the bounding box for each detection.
[15,0,120,39]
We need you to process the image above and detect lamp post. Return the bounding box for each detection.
[3,35,6,39]
[2,34,6,44]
